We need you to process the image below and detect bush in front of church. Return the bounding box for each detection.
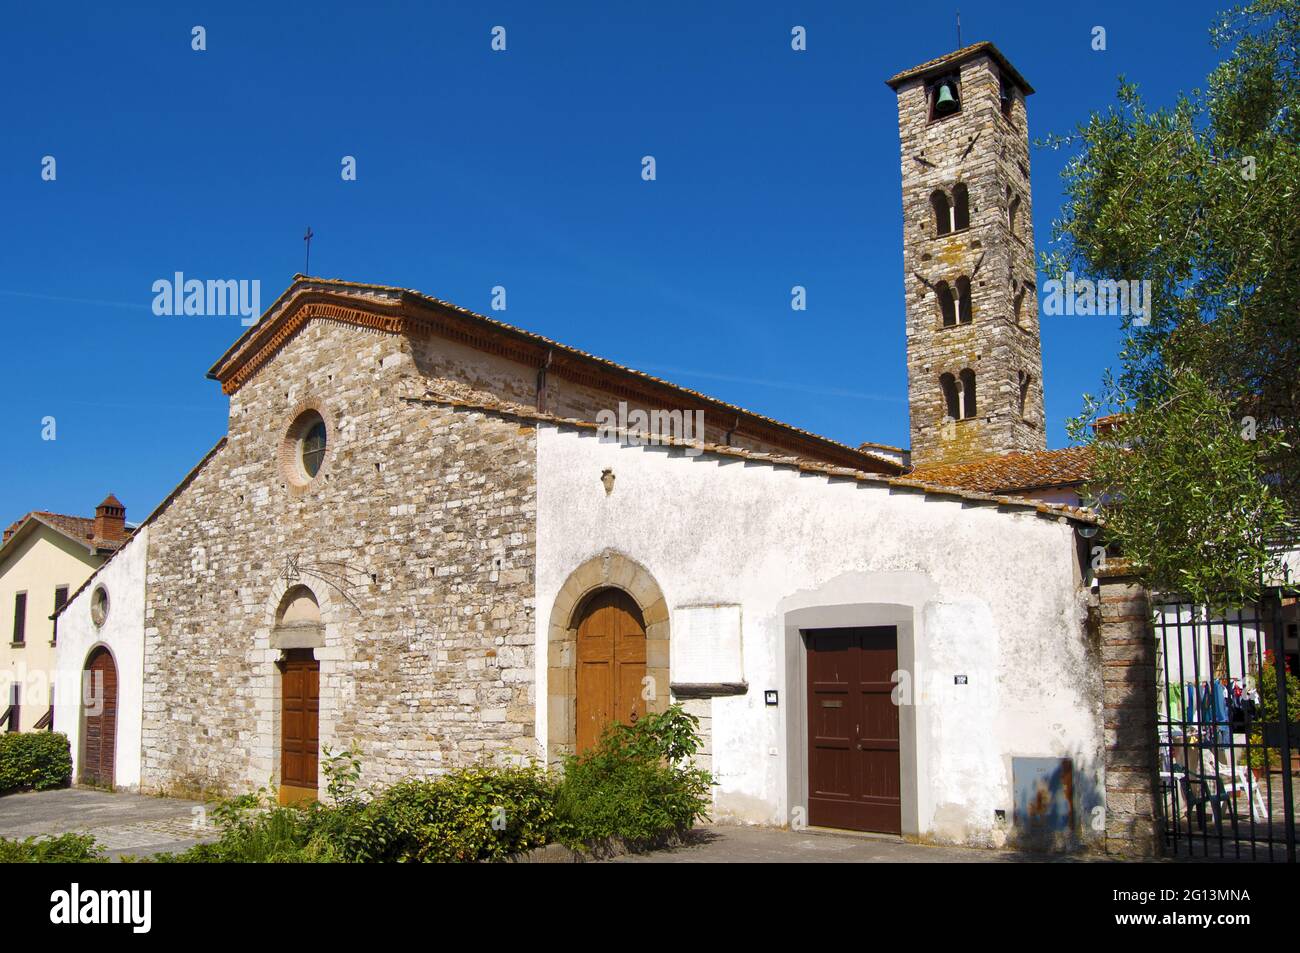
[553,703,714,853]
[147,704,714,862]
[331,764,558,862]
[0,731,73,796]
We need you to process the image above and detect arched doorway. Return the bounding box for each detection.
[82,647,118,787]
[274,585,321,804]
[547,551,670,761]
[576,588,647,754]
[278,649,319,804]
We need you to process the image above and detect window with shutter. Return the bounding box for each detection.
[12,592,26,645]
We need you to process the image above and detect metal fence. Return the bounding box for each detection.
[1154,592,1297,861]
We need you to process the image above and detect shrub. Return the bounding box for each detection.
[337,765,557,862]
[159,764,556,863]
[0,732,73,796]
[0,832,106,863]
[143,708,713,862]
[555,704,713,852]
[1248,653,1300,770]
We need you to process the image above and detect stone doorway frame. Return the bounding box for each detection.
[547,550,670,762]
[252,578,345,796]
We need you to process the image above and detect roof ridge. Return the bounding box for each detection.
[209,277,907,473]
[399,389,1097,526]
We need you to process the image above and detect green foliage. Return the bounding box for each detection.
[335,765,557,862]
[0,732,73,796]
[1051,0,1300,595]
[1247,654,1300,768]
[320,742,364,804]
[1070,368,1290,605]
[554,704,714,851]
[107,711,712,863]
[0,832,106,863]
[158,763,558,863]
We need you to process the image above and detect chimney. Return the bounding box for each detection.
[1093,414,1128,436]
[94,494,126,543]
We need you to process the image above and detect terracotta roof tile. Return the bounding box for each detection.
[400,387,1098,527]
[909,447,1096,494]
[0,510,130,557]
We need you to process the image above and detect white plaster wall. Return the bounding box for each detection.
[54,526,148,790]
[534,427,1102,847]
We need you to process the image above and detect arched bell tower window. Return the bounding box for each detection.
[955,277,973,324]
[936,282,957,327]
[940,373,960,419]
[960,369,977,418]
[1008,193,1021,238]
[1018,371,1033,418]
[931,191,952,236]
[929,75,961,121]
[952,183,970,231]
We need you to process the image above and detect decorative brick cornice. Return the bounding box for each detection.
[218,293,410,395]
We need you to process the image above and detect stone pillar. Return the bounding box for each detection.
[1096,565,1162,858]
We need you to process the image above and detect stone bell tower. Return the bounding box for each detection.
[887,43,1046,468]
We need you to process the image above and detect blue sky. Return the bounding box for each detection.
[0,0,1230,524]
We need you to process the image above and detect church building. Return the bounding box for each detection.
[54,43,1115,849]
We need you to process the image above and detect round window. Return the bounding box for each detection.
[91,585,109,627]
[301,417,327,478]
[283,409,328,486]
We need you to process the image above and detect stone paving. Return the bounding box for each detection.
[606,825,1076,864]
[2,789,1107,863]
[0,788,214,860]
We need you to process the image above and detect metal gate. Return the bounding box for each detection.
[1155,590,1297,861]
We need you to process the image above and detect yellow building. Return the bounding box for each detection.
[0,496,128,732]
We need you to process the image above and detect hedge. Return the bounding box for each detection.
[0,732,73,796]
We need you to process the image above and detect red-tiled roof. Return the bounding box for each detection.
[908,446,1095,494]
[1,511,129,557]
[401,386,1099,527]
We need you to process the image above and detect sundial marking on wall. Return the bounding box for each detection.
[280,554,370,614]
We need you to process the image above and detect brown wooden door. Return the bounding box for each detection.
[82,647,118,787]
[576,589,647,754]
[280,651,319,799]
[806,627,901,833]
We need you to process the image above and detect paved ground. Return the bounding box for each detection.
[4,790,1073,863]
[608,825,1085,863]
[0,788,214,860]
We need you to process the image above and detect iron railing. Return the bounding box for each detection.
[1155,589,1297,861]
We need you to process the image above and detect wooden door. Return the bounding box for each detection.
[806,627,901,833]
[576,589,647,754]
[82,648,118,787]
[280,651,319,802]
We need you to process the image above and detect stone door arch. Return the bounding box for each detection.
[548,551,669,760]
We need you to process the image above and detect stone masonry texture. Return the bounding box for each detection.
[1097,568,1161,858]
[141,319,540,796]
[894,52,1047,467]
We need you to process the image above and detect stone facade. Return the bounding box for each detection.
[892,49,1047,467]
[141,319,539,796]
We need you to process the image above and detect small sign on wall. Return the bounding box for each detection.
[670,604,744,692]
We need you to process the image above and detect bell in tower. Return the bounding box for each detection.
[886,43,1047,469]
